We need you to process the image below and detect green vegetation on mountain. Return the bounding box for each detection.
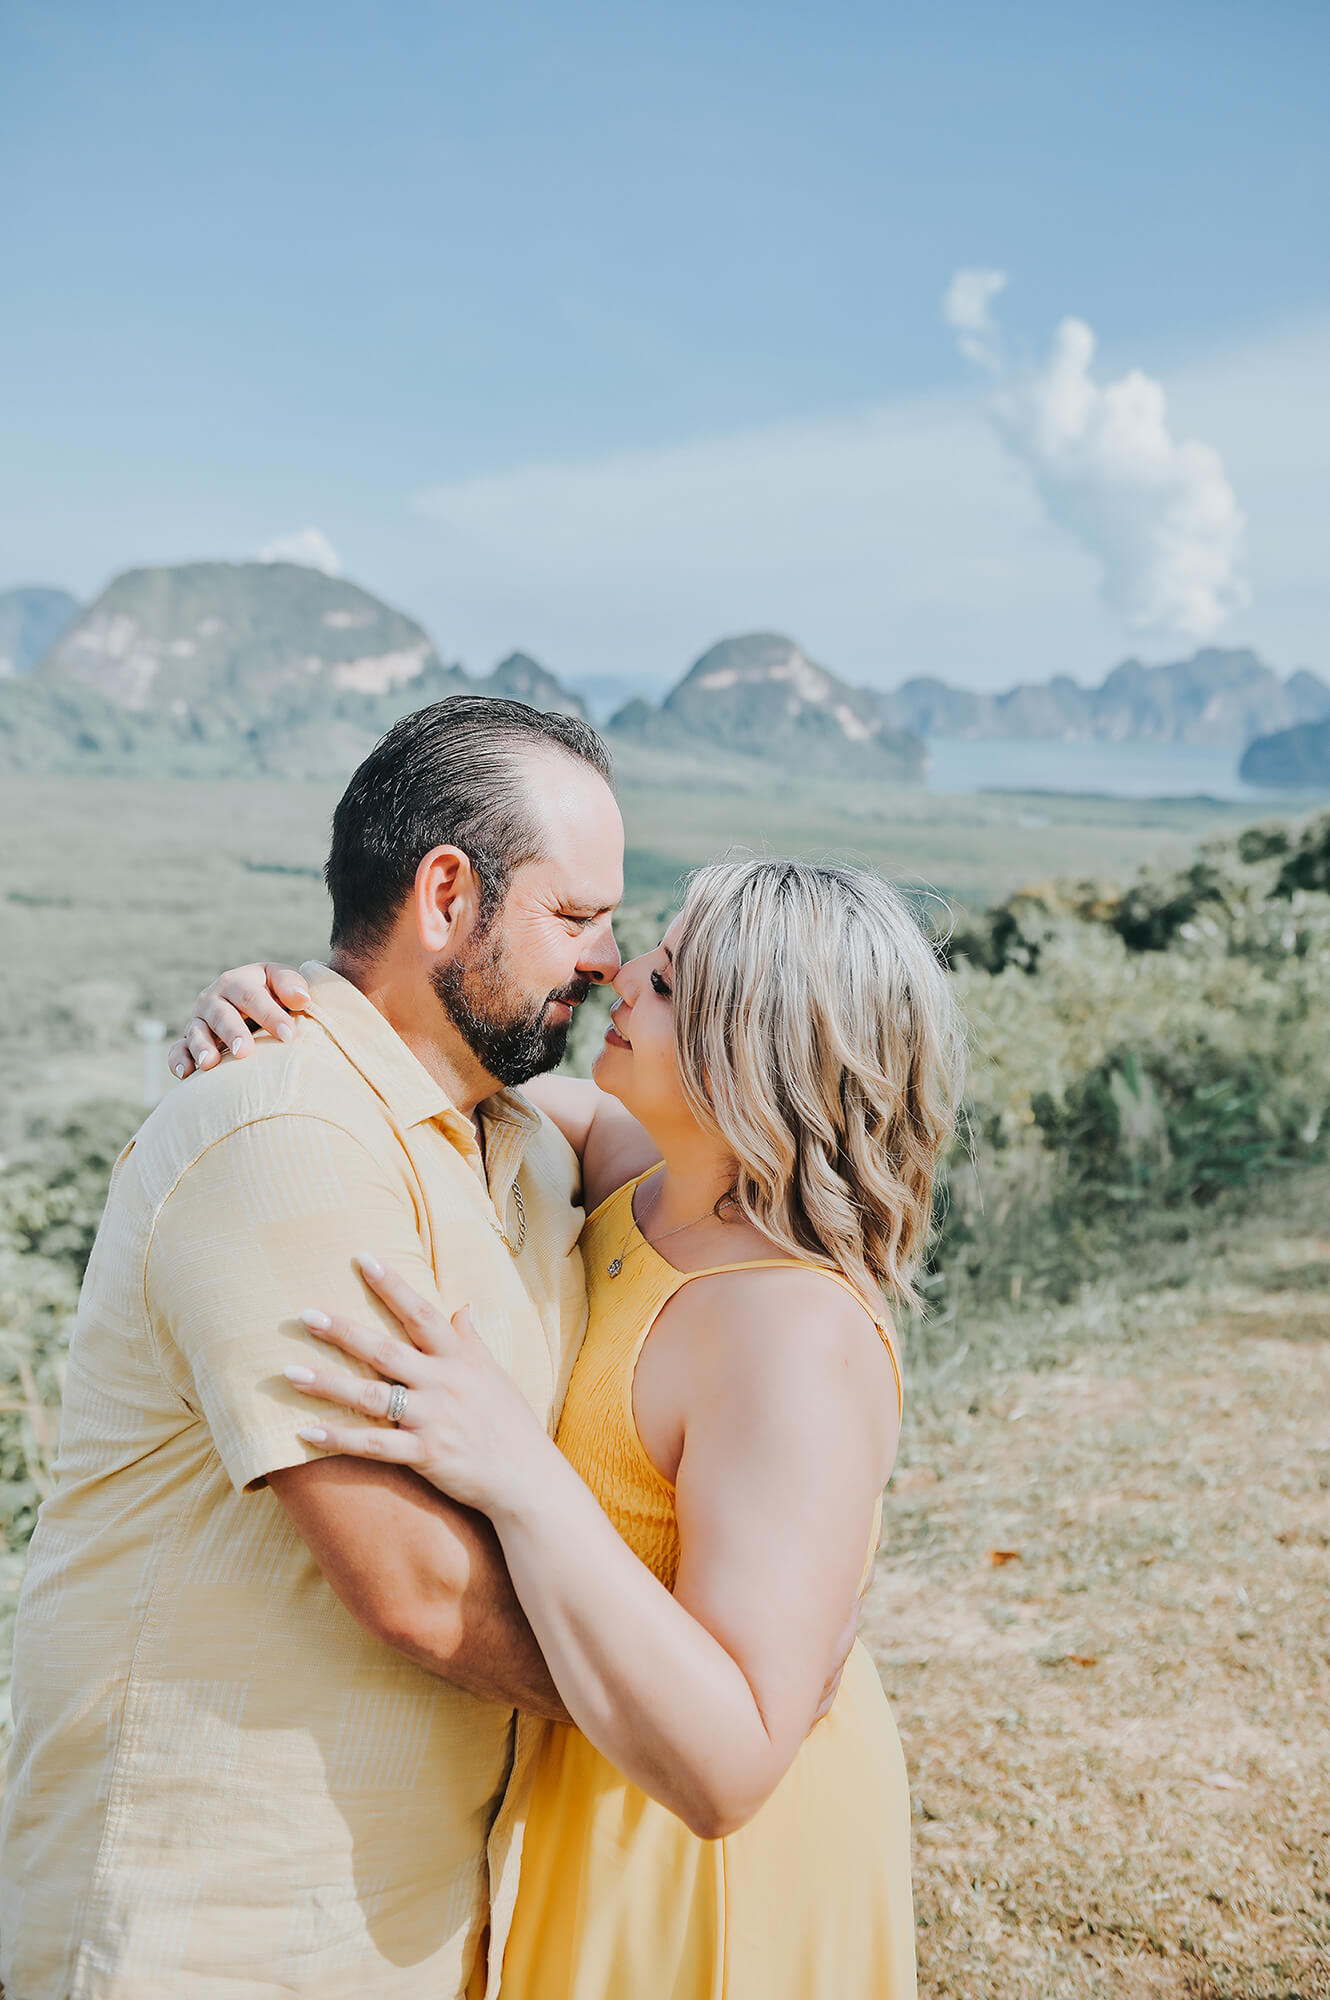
[878,646,1330,747]
[610,632,926,779]
[0,587,81,679]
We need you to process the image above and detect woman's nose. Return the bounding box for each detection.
[611,952,651,1001]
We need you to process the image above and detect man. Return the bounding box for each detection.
[0,697,625,1999]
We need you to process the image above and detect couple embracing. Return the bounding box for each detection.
[1,696,961,1999]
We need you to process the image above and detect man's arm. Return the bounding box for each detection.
[147,1110,568,1717]
[268,1456,568,1719]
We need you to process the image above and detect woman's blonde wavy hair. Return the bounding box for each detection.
[672,860,964,1313]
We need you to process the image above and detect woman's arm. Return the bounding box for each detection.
[491,1272,893,1835]
[167,970,662,1202]
[291,1262,895,1838]
[522,1075,660,1206]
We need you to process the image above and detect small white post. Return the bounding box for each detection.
[136,1019,167,1109]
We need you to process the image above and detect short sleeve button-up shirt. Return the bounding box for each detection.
[0,965,588,2000]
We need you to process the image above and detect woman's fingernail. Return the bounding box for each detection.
[358,1254,384,1280]
[276,1022,294,1043]
[284,1364,316,1385]
[173,1063,186,1079]
[294,988,311,1003]
[300,1309,332,1330]
[297,1425,327,1443]
[231,1038,246,1057]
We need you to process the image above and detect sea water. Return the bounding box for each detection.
[922,737,1307,802]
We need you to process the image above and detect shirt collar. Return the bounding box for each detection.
[298,963,543,1145]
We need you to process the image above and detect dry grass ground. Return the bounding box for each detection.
[870,1176,1330,1999]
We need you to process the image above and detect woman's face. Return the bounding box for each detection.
[591,915,691,1133]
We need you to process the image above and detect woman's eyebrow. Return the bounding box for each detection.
[663,945,674,962]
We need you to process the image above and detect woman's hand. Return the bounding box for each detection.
[169,962,312,1079]
[287,1257,555,1518]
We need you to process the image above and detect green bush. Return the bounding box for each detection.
[0,1102,141,1555]
[929,810,1330,1305]
[1,1101,141,1279]
[1275,811,1330,896]
[1031,1043,1321,1206]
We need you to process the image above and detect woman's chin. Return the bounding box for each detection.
[590,1046,628,1100]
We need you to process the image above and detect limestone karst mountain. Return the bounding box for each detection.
[1240,716,1330,790]
[35,562,453,721]
[0,587,82,678]
[875,648,1330,748]
[0,563,589,775]
[609,633,926,780]
[482,651,588,718]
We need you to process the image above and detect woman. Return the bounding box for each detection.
[175,859,962,1999]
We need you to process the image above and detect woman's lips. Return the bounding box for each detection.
[604,1022,631,1050]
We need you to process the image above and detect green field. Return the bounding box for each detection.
[0,766,1294,1147]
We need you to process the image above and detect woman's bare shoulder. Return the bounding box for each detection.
[668,1259,891,1381]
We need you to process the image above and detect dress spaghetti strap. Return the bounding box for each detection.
[600,1169,903,1419]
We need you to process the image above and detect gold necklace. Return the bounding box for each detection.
[504,1178,526,1255]
[606,1181,733,1277]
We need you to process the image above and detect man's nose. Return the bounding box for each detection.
[579,921,622,985]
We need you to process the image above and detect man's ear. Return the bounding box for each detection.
[413,846,482,954]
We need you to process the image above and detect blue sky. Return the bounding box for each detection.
[4,1,1328,691]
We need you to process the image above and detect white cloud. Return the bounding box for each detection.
[941,267,1007,369]
[404,314,1327,693]
[412,396,1114,691]
[945,270,1250,643]
[258,526,341,574]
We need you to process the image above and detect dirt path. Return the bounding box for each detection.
[866,1187,1330,1999]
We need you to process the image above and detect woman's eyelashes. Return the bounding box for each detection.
[650,967,673,999]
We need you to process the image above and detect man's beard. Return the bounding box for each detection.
[431,924,591,1089]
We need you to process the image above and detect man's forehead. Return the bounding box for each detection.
[521,753,624,904]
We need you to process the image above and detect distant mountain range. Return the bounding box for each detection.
[2,558,1325,786]
[875,649,1330,749]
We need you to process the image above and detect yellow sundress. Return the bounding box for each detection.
[498,1173,916,1999]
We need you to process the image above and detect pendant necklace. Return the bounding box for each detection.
[607,1182,734,1277]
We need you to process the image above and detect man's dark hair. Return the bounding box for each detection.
[326,696,614,957]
